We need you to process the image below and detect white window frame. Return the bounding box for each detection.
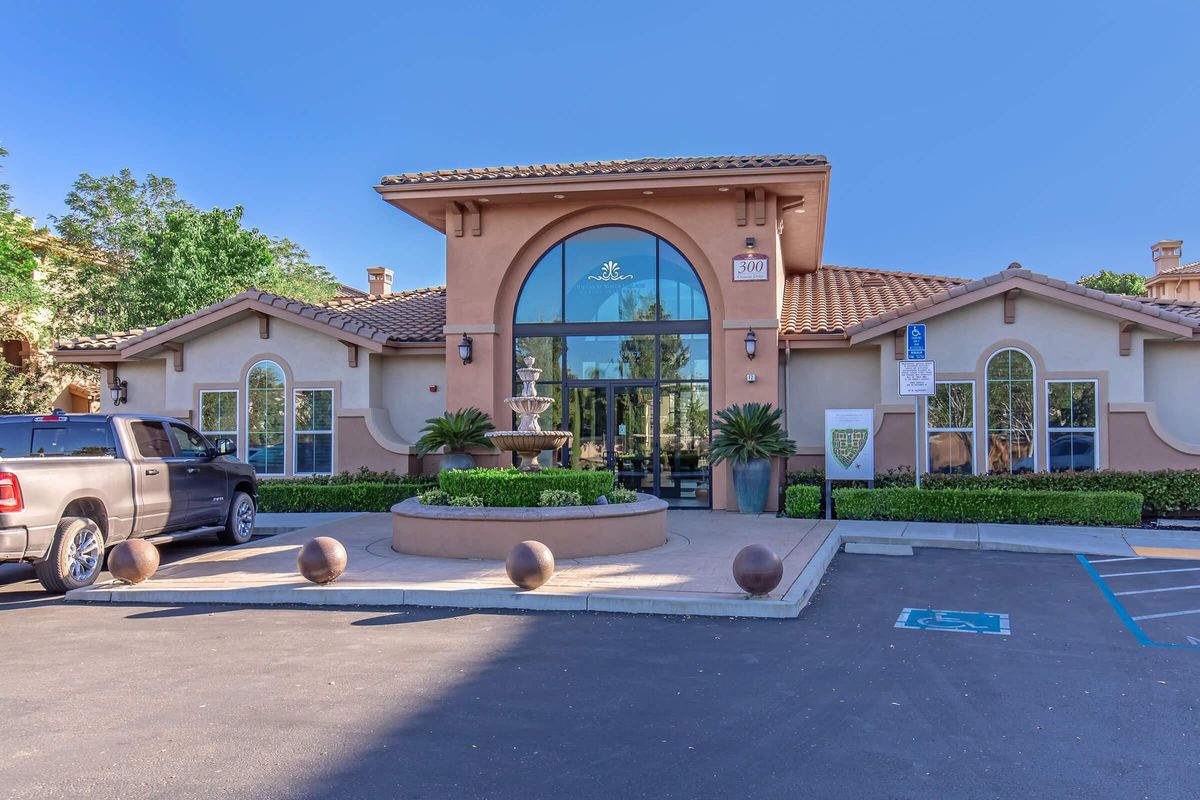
[1045,379,1100,472]
[925,380,977,475]
[246,360,287,477]
[293,387,335,476]
[198,389,239,458]
[984,347,1037,474]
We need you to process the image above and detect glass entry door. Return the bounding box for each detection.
[565,383,708,506]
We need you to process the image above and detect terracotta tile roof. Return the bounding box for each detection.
[334,282,368,298]
[380,154,829,186]
[55,286,447,353]
[1129,295,1200,323]
[781,265,968,335]
[1149,260,1200,278]
[844,267,1200,337]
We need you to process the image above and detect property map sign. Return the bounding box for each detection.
[824,408,875,480]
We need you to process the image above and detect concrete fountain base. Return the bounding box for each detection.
[391,493,668,559]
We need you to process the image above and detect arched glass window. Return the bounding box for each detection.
[246,360,286,476]
[985,349,1035,473]
[512,225,711,508]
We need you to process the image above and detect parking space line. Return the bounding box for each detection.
[1114,584,1200,596]
[1075,555,1200,649]
[1132,608,1200,621]
[1100,566,1200,578]
[1090,556,1146,564]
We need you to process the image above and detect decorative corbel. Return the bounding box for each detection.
[462,200,482,236]
[164,343,183,372]
[344,341,359,368]
[256,312,270,339]
[447,202,464,237]
[734,189,747,226]
[1003,289,1020,324]
[1119,321,1135,356]
[753,188,766,226]
[893,329,905,360]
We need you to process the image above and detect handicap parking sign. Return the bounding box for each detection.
[895,608,1010,635]
[906,324,926,360]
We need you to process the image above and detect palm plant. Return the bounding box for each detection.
[708,403,795,465]
[415,407,496,456]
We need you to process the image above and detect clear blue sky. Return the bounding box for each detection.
[3,1,1197,291]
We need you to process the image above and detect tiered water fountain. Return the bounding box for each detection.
[485,356,572,471]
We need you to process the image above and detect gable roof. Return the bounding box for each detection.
[380,154,828,187]
[843,266,1200,342]
[334,282,368,298]
[1147,260,1200,280]
[54,286,447,355]
[782,265,967,336]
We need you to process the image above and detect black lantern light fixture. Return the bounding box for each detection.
[744,328,757,360]
[458,334,473,365]
[109,377,128,406]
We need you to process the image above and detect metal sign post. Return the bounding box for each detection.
[901,323,933,490]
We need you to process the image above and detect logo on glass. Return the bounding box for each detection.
[588,260,634,282]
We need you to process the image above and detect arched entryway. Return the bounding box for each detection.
[512,225,712,508]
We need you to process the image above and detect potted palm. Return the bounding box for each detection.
[709,403,795,514]
[415,407,495,471]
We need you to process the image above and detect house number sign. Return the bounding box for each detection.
[733,252,769,282]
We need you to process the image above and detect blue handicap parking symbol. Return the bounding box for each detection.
[906,324,926,360]
[895,608,1010,635]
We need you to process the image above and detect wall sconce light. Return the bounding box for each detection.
[744,328,757,360]
[109,377,128,406]
[458,334,473,365]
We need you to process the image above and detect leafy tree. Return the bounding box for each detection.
[0,360,60,414]
[0,145,47,337]
[46,170,338,334]
[1078,270,1147,296]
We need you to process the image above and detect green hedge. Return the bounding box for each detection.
[268,468,437,486]
[784,485,821,518]
[439,468,615,507]
[832,487,1143,526]
[788,467,1200,517]
[258,482,428,512]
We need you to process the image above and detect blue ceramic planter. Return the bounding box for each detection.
[732,458,772,514]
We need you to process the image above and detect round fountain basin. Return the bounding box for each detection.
[391,493,668,559]
[485,430,571,450]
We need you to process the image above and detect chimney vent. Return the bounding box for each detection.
[366,267,394,296]
[1151,240,1183,274]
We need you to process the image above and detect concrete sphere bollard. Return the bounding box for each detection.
[506,540,555,590]
[108,539,160,584]
[297,536,348,585]
[732,543,783,596]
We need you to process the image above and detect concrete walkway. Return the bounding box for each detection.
[66,514,1200,619]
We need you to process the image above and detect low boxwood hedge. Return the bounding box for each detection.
[439,468,615,507]
[833,487,1143,526]
[784,484,821,518]
[257,481,428,513]
[787,467,1200,518]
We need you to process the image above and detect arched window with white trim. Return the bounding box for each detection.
[985,349,1035,473]
[246,360,286,476]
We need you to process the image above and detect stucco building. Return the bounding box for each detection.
[53,154,1200,510]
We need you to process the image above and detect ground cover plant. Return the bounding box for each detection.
[832,487,1143,526]
[438,468,615,507]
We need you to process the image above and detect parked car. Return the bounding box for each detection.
[0,411,258,592]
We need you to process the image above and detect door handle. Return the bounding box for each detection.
[145,468,159,476]
[186,467,199,474]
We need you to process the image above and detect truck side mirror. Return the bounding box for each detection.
[214,438,236,456]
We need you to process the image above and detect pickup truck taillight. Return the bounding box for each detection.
[0,473,23,513]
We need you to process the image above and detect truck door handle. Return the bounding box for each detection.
[186,467,199,474]
[145,468,159,476]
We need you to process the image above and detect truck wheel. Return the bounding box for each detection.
[218,491,256,546]
[34,517,105,593]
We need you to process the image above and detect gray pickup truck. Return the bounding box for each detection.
[0,412,258,592]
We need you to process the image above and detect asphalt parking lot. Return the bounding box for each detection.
[2,547,1196,800]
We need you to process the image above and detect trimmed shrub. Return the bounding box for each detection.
[449,495,484,507]
[787,467,1200,518]
[606,487,638,504]
[258,481,427,513]
[539,489,582,507]
[439,468,615,507]
[784,484,821,519]
[418,489,452,506]
[269,468,437,486]
[833,487,1143,526]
